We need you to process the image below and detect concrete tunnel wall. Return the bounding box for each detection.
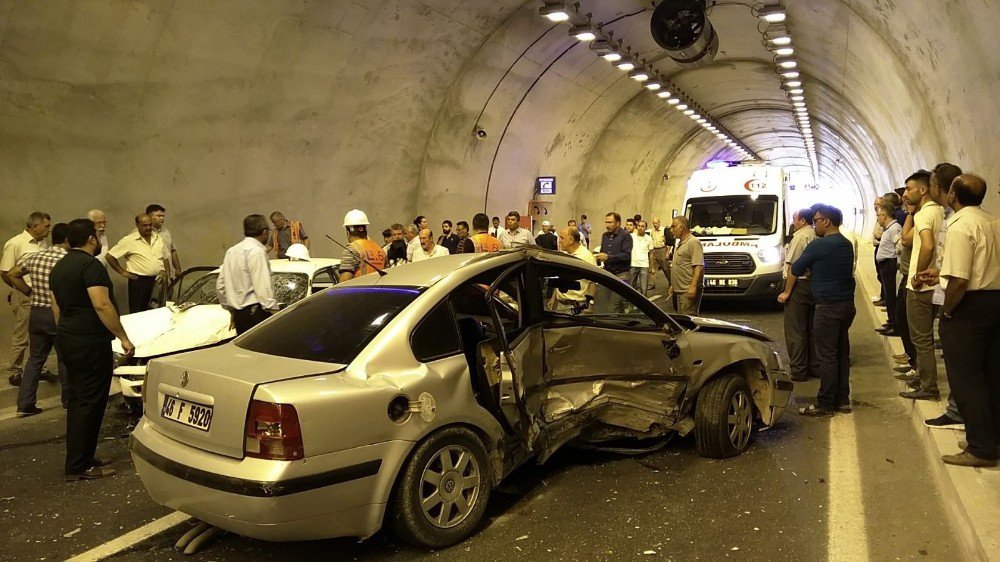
[1,0,997,268]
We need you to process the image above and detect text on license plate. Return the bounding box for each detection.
[160,395,214,432]
[707,278,740,287]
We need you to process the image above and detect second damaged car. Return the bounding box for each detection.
[130,249,791,548]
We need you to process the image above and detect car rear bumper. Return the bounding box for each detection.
[130,418,413,541]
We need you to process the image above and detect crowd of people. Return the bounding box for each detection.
[780,165,999,469]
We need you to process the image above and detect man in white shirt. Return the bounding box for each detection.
[411,229,450,262]
[874,204,903,336]
[630,220,653,296]
[777,209,818,381]
[498,211,535,249]
[900,170,945,401]
[647,217,673,292]
[86,210,109,265]
[918,175,1000,467]
[549,226,597,313]
[106,214,167,314]
[489,216,503,239]
[1,212,52,381]
[216,214,276,335]
[404,224,420,262]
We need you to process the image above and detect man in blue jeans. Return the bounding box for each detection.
[791,205,857,416]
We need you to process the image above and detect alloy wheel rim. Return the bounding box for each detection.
[419,445,481,529]
[727,390,753,450]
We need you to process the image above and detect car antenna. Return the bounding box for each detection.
[324,234,388,276]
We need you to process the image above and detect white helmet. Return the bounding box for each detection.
[343,209,370,227]
[285,243,310,261]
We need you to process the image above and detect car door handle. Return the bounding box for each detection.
[548,344,571,353]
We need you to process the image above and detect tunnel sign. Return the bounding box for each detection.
[536,176,556,195]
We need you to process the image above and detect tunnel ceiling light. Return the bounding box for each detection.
[768,35,792,46]
[646,81,662,90]
[790,95,805,101]
[787,88,804,94]
[676,103,688,110]
[792,101,806,107]
[759,7,787,23]
[781,70,800,78]
[615,59,635,71]
[569,25,597,41]
[697,119,708,124]
[776,56,797,69]
[539,3,572,22]
[684,109,695,115]
[630,71,649,82]
[667,98,681,105]
[657,91,672,98]
[690,113,701,120]
[784,80,802,87]
[774,46,794,56]
[602,52,622,62]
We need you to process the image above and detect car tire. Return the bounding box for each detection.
[694,373,756,459]
[390,427,492,548]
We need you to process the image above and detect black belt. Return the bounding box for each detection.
[130,274,158,279]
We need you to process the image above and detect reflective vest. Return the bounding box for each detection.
[272,221,303,254]
[471,233,501,253]
[350,238,387,276]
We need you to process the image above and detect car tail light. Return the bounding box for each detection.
[244,400,304,460]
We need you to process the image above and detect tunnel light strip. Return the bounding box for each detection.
[759,2,819,183]
[537,1,757,161]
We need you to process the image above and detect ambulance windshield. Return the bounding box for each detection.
[685,195,779,236]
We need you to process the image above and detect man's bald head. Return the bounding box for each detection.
[135,213,154,237]
[558,226,581,251]
[951,174,988,207]
[87,209,107,234]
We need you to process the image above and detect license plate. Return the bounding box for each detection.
[160,395,214,432]
[708,278,740,287]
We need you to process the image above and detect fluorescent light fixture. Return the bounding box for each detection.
[792,101,806,107]
[769,35,792,46]
[795,107,808,113]
[776,57,797,69]
[790,95,805,101]
[784,80,802,87]
[690,113,702,120]
[781,70,800,78]
[774,46,794,56]
[615,60,635,71]
[540,3,571,22]
[787,88,804,94]
[667,98,681,105]
[602,52,622,62]
[629,70,649,81]
[676,104,688,110]
[759,7,786,22]
[657,91,672,98]
[646,82,662,90]
[716,133,727,139]
[684,109,696,115]
[569,26,597,42]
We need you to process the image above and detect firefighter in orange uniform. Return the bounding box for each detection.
[339,209,387,282]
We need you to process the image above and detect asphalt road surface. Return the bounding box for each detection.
[0,290,961,561]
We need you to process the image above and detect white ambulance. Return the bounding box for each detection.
[681,162,789,300]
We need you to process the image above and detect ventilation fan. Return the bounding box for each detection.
[650,0,719,67]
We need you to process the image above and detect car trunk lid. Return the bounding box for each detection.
[143,343,344,458]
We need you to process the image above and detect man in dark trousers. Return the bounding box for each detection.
[595,212,633,313]
[50,219,135,480]
[791,205,856,416]
[217,214,278,334]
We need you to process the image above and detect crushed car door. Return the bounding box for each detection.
[531,263,689,457]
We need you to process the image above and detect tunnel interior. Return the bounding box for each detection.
[1,0,997,264]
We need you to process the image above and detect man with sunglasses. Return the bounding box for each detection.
[791,205,857,416]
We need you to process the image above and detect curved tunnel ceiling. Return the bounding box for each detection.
[1,0,997,263]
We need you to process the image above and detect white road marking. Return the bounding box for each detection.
[65,511,191,562]
[827,413,871,561]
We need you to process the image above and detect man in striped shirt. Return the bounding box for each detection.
[6,223,70,416]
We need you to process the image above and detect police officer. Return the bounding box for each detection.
[339,210,387,281]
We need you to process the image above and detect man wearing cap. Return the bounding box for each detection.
[339,210,386,281]
[535,221,558,250]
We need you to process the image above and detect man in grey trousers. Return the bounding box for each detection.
[778,208,818,382]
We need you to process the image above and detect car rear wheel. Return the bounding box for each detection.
[694,373,755,458]
[390,427,491,548]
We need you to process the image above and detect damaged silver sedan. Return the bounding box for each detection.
[130,249,791,548]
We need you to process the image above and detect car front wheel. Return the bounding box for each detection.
[390,427,491,548]
[694,373,756,459]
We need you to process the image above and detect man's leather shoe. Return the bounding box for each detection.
[65,467,116,481]
[8,373,21,386]
[941,451,997,468]
[16,406,42,417]
[900,389,940,400]
[893,354,911,365]
[893,365,913,374]
[872,299,885,306]
[91,456,113,468]
[875,328,900,337]
[38,369,58,383]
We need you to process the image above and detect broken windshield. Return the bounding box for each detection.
[175,272,310,307]
[685,195,779,236]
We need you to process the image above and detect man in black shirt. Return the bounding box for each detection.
[50,219,135,481]
[437,220,460,254]
[453,221,475,254]
[535,221,558,250]
[596,212,633,313]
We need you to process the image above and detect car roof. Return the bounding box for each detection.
[340,248,616,289]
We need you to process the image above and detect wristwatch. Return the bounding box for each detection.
[940,311,953,320]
